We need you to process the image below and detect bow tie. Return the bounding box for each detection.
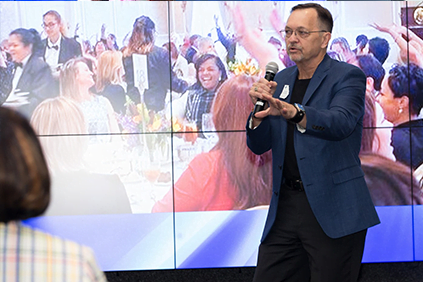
[48,45,59,50]
[14,62,23,69]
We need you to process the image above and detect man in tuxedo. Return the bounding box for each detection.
[41,10,81,72]
[247,3,380,281]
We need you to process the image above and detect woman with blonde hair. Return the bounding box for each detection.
[30,96,131,216]
[31,96,87,172]
[60,57,119,137]
[96,50,126,114]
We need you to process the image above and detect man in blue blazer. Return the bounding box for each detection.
[247,3,380,281]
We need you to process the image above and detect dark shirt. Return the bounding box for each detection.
[282,78,310,182]
[391,119,423,170]
[123,46,188,111]
[100,84,126,115]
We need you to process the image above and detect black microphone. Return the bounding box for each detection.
[253,62,279,116]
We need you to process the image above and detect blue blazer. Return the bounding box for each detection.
[247,54,380,240]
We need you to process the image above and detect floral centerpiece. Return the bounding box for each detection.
[228,57,260,76]
[117,96,183,151]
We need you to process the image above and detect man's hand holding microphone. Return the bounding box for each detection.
[249,62,301,128]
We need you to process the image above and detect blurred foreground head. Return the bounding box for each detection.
[0,107,50,223]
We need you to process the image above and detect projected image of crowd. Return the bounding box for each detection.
[1,2,422,214]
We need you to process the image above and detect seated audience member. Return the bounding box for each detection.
[153,75,272,212]
[361,152,423,206]
[330,37,359,66]
[96,50,127,114]
[377,64,423,170]
[60,57,120,136]
[1,28,55,119]
[0,107,107,281]
[42,10,82,71]
[368,37,390,65]
[184,54,227,132]
[371,23,421,66]
[356,55,394,159]
[30,97,131,216]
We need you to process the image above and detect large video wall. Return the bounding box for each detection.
[1,1,423,271]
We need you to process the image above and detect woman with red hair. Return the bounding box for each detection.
[153,74,272,212]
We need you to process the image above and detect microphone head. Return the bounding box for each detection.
[265,62,279,74]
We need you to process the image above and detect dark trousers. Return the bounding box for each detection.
[253,185,367,282]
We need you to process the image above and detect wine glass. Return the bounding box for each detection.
[182,121,198,144]
[201,113,218,151]
[140,135,161,186]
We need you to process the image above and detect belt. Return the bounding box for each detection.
[284,178,304,192]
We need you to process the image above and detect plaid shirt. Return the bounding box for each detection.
[0,221,107,282]
[185,84,215,131]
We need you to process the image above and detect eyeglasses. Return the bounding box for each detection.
[42,22,57,29]
[280,28,328,39]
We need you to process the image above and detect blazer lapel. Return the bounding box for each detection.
[302,54,331,105]
[16,56,34,89]
[58,37,65,64]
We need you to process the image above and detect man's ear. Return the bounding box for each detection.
[321,32,331,49]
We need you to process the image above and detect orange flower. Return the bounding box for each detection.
[132,115,142,124]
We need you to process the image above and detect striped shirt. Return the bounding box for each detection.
[0,221,107,282]
[185,84,216,131]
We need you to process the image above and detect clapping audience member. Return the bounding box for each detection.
[361,152,423,206]
[96,50,127,114]
[153,74,272,212]
[371,22,422,67]
[100,24,119,51]
[330,37,359,66]
[2,28,55,119]
[377,63,423,169]
[30,97,131,216]
[184,54,227,132]
[0,107,107,281]
[41,10,82,71]
[122,15,187,111]
[60,57,119,136]
[231,3,281,71]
